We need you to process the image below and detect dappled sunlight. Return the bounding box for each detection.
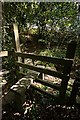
[2,2,80,120]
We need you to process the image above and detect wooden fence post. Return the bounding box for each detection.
[13,23,24,73]
[59,41,77,104]
[0,2,2,119]
[13,23,21,52]
[70,76,80,105]
[66,41,77,59]
[64,40,77,75]
[13,23,22,62]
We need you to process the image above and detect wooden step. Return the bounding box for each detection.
[2,71,38,113]
[2,76,32,113]
[30,84,59,102]
[34,78,61,90]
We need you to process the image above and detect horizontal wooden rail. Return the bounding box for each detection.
[15,52,73,66]
[0,51,8,57]
[30,84,59,102]
[16,62,69,80]
[34,78,61,90]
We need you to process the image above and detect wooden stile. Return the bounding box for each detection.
[2,40,77,113]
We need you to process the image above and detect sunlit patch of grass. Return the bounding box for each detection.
[38,48,66,68]
[39,48,66,58]
[29,28,38,34]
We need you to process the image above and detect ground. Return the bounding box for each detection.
[2,88,80,120]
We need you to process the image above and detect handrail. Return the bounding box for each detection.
[15,52,73,66]
[0,50,73,67]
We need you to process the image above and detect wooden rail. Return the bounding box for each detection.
[2,21,78,113]
[15,52,73,66]
[0,51,8,57]
[16,41,77,105]
[2,41,77,108]
[34,78,61,90]
[14,56,73,104]
[16,62,69,79]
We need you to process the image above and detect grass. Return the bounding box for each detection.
[39,48,66,58]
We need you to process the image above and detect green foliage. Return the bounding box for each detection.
[3,2,79,51]
[2,2,80,80]
[39,48,66,58]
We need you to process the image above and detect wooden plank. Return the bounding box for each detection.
[13,23,22,63]
[31,83,67,105]
[0,51,8,57]
[70,77,80,104]
[3,77,32,113]
[34,78,61,90]
[59,69,71,103]
[15,52,73,66]
[66,41,77,59]
[13,23,21,52]
[16,62,69,80]
[63,41,77,105]
[13,23,25,73]
[30,84,57,100]
[59,41,77,103]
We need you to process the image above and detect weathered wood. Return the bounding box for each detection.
[70,76,80,104]
[15,52,73,66]
[59,41,77,103]
[0,51,8,57]
[13,23,22,64]
[3,40,76,108]
[29,41,77,105]
[59,68,71,103]
[30,84,63,104]
[34,78,60,90]
[66,41,77,59]
[2,70,38,112]
[2,76,32,113]
[16,62,69,80]
[30,84,59,101]
[13,23,21,52]
[59,76,69,104]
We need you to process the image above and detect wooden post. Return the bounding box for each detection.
[64,41,77,75]
[59,41,77,104]
[13,23,24,72]
[13,23,23,62]
[66,41,77,59]
[0,2,2,119]
[69,76,80,105]
[63,41,77,75]
[13,23,21,52]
